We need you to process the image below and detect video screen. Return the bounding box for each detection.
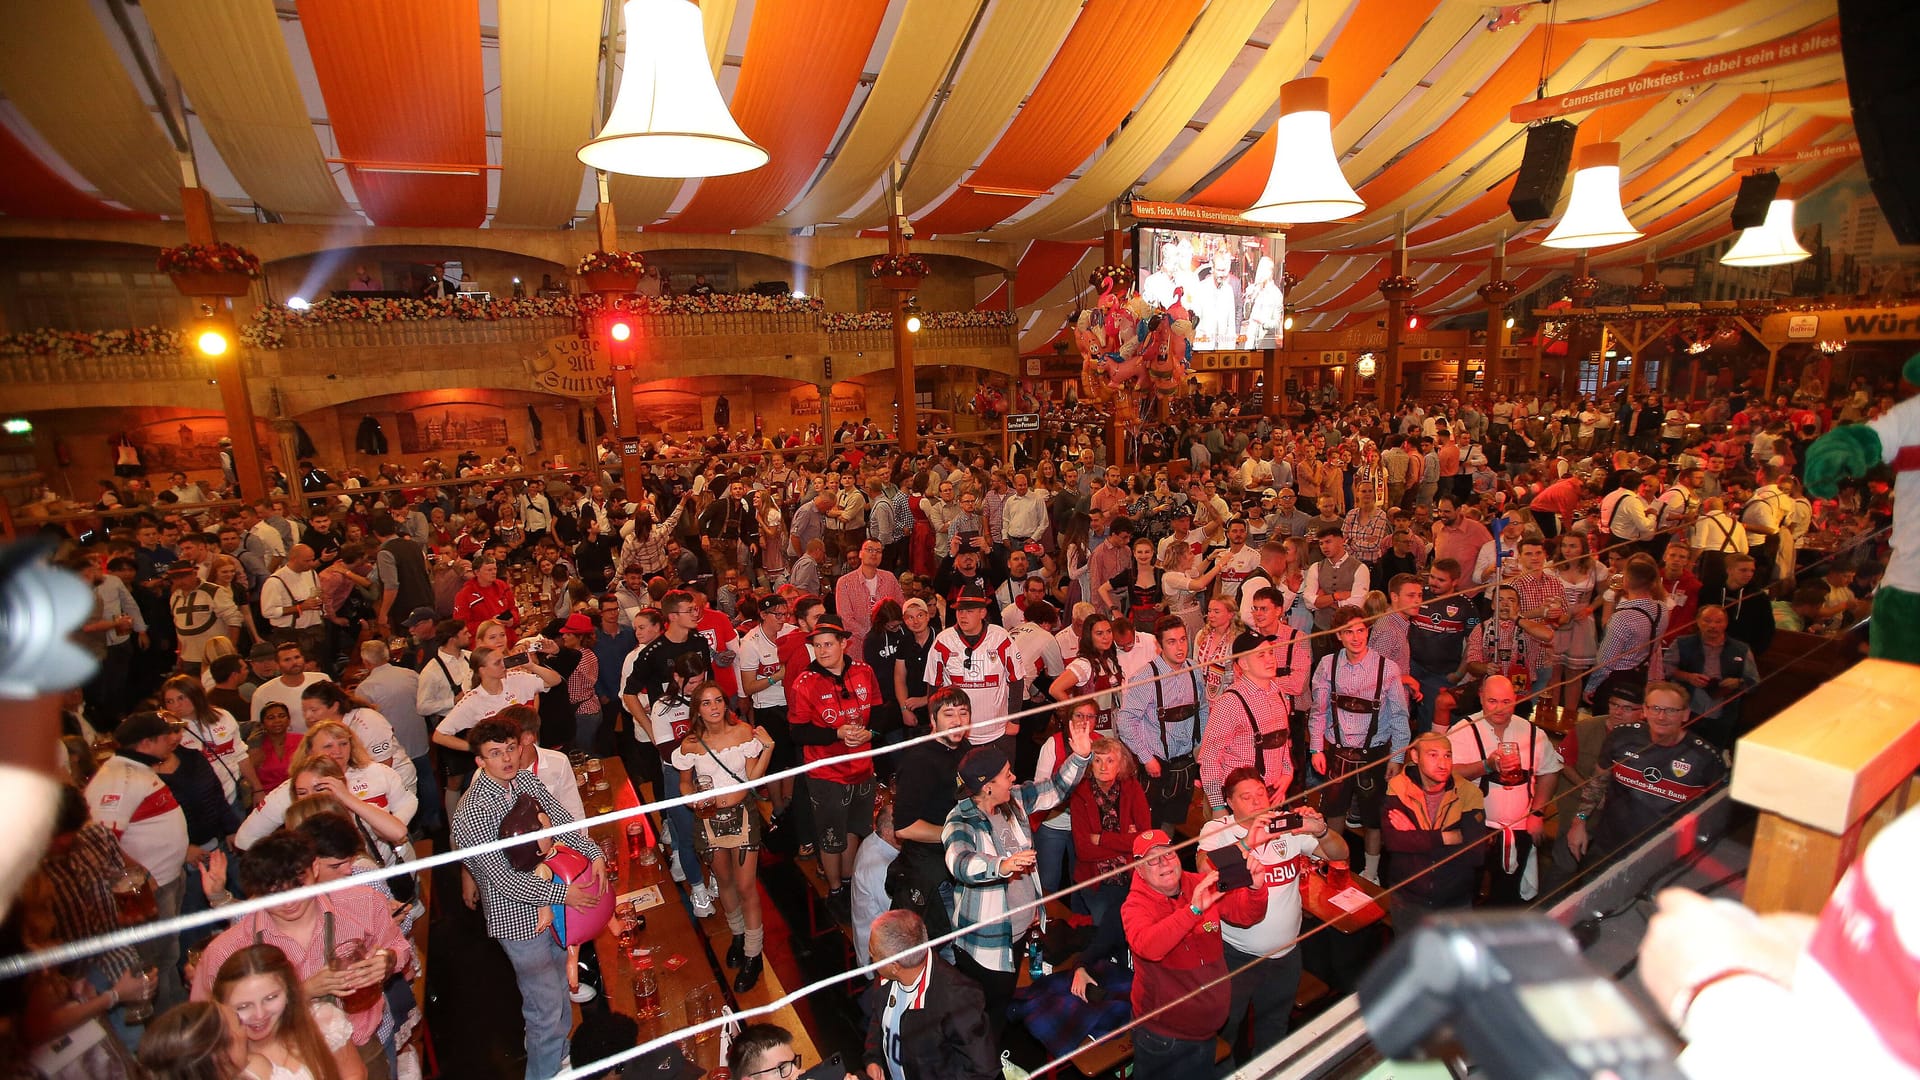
[1135,227,1286,350]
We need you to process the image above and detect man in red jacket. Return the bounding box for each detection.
[788,612,881,917]
[1121,830,1267,1075]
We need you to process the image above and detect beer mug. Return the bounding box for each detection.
[111,864,157,927]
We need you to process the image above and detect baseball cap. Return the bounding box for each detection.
[405,606,439,627]
[1132,829,1176,858]
[247,642,278,662]
[902,596,930,616]
[958,745,1011,793]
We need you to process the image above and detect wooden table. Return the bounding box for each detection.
[1299,863,1389,934]
[582,758,818,1071]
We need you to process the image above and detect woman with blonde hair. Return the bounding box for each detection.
[201,635,241,693]
[208,554,263,648]
[299,681,415,794]
[212,944,361,1080]
[1194,595,1245,699]
[235,722,414,849]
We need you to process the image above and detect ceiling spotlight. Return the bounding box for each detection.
[1504,316,1516,329]
[905,297,923,335]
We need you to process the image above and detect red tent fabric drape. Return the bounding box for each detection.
[297,0,487,227]
[0,124,154,220]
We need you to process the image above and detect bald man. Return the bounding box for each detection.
[263,543,329,670]
[1445,675,1562,903]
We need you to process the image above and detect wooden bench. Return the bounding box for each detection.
[1071,1033,1231,1077]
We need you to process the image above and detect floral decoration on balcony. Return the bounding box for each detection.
[156,242,262,277]
[1477,279,1518,305]
[0,326,188,360]
[819,309,1017,333]
[1567,275,1601,294]
[575,250,648,276]
[1088,264,1133,291]
[577,292,826,317]
[1377,274,1418,299]
[869,253,930,279]
[1632,281,1669,303]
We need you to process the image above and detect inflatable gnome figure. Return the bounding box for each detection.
[1802,351,1920,663]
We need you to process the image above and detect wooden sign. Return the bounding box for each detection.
[1510,21,1840,123]
[1005,413,1041,432]
[1759,304,1920,346]
[527,335,615,398]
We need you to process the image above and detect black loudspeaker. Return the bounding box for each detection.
[1508,120,1579,222]
[1839,0,1920,244]
[1731,171,1782,230]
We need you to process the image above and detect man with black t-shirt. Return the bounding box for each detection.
[886,686,973,938]
[1567,681,1725,866]
[932,545,1008,626]
[1407,559,1479,733]
[621,589,713,716]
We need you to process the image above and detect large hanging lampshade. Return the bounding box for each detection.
[1721,192,1811,267]
[1540,142,1641,249]
[1244,78,1364,224]
[577,0,768,178]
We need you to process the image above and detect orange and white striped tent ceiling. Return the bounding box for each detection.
[0,0,1858,328]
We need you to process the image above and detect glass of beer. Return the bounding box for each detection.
[120,967,158,1024]
[631,965,660,1017]
[693,775,718,820]
[1327,859,1352,891]
[110,865,157,927]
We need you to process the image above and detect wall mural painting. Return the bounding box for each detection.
[630,390,704,437]
[789,383,866,417]
[396,404,512,454]
[127,416,258,472]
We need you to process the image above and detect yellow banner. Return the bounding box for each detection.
[526,336,615,398]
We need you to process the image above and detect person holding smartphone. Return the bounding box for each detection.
[1198,769,1347,1065]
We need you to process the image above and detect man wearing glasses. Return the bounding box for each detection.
[729,1022,855,1080]
[1566,681,1725,867]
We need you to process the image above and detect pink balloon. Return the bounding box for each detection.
[543,844,615,946]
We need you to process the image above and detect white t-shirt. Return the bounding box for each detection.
[86,756,189,886]
[1009,622,1065,684]
[1446,714,1563,827]
[650,696,692,749]
[925,624,1018,744]
[1215,546,1262,601]
[1198,814,1320,957]
[343,707,416,794]
[1117,634,1158,678]
[236,762,417,850]
[253,672,329,734]
[436,671,549,739]
[178,708,247,804]
[531,745,586,823]
[736,625,789,709]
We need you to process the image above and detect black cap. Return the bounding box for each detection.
[247,642,278,661]
[405,606,439,627]
[953,586,992,610]
[115,711,178,745]
[959,745,1012,794]
[1232,630,1282,655]
[808,613,852,641]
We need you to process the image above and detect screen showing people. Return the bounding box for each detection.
[1136,228,1286,351]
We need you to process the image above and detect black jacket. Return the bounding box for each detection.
[863,956,999,1080]
[355,415,388,456]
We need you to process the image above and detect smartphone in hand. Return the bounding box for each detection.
[1207,847,1254,892]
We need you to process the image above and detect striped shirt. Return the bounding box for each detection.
[1586,598,1669,696]
[1369,612,1412,677]
[41,823,142,981]
[1343,507,1394,563]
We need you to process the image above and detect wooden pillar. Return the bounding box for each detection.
[1482,235,1512,395]
[1380,213,1410,410]
[1264,349,1283,418]
[1763,345,1783,399]
[887,163,920,455]
[592,188,647,507]
[179,186,268,504]
[1735,659,1920,914]
[1104,220,1128,467]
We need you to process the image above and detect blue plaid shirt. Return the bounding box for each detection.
[943,753,1088,972]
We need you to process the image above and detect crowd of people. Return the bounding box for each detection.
[6,370,1896,1080]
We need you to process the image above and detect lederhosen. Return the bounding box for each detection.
[1225,686,1291,796]
[1146,665,1202,824]
[1595,604,1659,707]
[1325,655,1389,816]
[1465,721,1539,897]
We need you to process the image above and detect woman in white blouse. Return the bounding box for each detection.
[671,679,775,993]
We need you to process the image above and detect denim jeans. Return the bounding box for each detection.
[409,753,444,833]
[1410,665,1452,734]
[1033,825,1073,899]
[573,712,605,762]
[1133,1025,1216,1077]
[1080,876,1130,967]
[144,873,187,1013]
[499,934,572,1080]
[659,760,704,885]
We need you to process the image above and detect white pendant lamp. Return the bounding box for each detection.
[1541,142,1641,249]
[577,0,768,178]
[1720,192,1811,267]
[1244,77,1365,224]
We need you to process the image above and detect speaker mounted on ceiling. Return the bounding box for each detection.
[1509,120,1579,223]
[1839,0,1920,244]
[1731,171,1782,230]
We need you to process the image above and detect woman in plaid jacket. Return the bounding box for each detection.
[942,715,1093,1044]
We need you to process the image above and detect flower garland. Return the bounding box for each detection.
[156,242,261,277]
[578,293,826,317]
[819,309,1017,332]
[575,250,647,275]
[1088,264,1133,291]
[0,326,189,360]
[870,253,930,278]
